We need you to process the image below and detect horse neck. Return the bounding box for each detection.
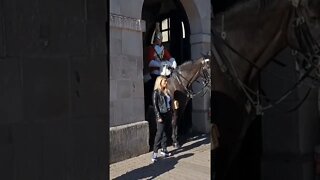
[213,0,293,87]
[177,61,203,88]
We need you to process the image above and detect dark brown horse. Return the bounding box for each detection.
[144,56,211,149]
[211,0,320,179]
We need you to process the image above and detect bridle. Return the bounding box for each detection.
[172,58,211,98]
[212,0,320,115]
[291,1,320,81]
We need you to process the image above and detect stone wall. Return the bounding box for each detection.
[109,0,149,163]
[0,0,108,179]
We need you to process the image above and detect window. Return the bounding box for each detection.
[161,18,170,42]
[150,18,186,44]
[181,21,185,39]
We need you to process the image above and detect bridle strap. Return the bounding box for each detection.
[213,34,262,70]
[173,63,210,98]
[211,6,320,115]
[293,7,320,55]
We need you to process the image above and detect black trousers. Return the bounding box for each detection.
[153,112,171,152]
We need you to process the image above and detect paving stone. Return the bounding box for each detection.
[110,134,211,180]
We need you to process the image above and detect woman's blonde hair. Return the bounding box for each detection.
[154,76,170,94]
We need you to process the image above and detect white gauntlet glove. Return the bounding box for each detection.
[169,58,177,69]
[160,61,171,76]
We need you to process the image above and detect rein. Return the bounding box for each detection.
[172,62,211,98]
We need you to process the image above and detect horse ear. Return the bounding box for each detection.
[201,51,211,60]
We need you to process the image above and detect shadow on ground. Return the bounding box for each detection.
[113,134,210,180]
[170,133,210,155]
[114,153,194,180]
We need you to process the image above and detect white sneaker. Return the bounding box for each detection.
[160,149,172,157]
[151,152,158,162]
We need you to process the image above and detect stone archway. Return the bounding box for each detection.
[141,0,193,150]
[141,0,211,150]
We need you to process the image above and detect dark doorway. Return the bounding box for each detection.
[142,0,192,150]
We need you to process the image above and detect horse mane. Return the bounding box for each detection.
[176,60,194,72]
[175,58,204,73]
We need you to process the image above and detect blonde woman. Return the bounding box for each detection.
[151,76,172,162]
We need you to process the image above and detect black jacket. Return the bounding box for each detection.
[152,89,171,120]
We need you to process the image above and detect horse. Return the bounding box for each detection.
[144,56,211,149]
[211,0,320,179]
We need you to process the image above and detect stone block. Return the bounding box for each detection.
[131,80,144,98]
[87,21,107,55]
[109,35,122,56]
[5,0,93,57]
[0,124,13,180]
[70,56,108,120]
[12,121,107,180]
[4,0,40,56]
[42,122,107,180]
[42,123,68,180]
[110,55,126,80]
[110,100,129,127]
[132,98,145,121]
[110,0,120,14]
[110,121,149,163]
[119,99,134,125]
[122,30,142,56]
[0,144,13,180]
[110,79,117,101]
[110,98,145,127]
[117,80,131,99]
[12,124,43,180]
[22,57,69,123]
[119,0,144,19]
[0,58,23,124]
[109,101,119,127]
[119,55,140,79]
[86,0,106,21]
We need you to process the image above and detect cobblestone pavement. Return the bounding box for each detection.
[110,134,211,180]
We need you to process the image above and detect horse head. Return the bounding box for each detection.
[171,56,211,98]
[200,56,211,88]
[211,0,320,178]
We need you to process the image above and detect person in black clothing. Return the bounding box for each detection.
[151,76,172,162]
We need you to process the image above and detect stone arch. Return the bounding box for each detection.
[140,0,211,140]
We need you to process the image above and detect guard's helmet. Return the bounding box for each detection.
[152,22,162,42]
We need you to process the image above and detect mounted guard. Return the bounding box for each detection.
[146,22,177,82]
